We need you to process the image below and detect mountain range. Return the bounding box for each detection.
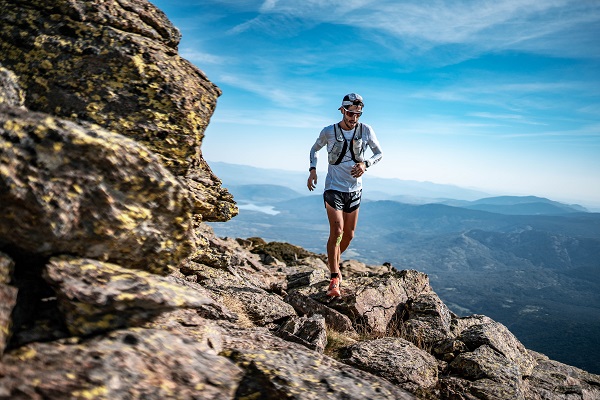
[208,162,600,375]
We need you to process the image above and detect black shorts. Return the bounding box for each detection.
[323,190,362,213]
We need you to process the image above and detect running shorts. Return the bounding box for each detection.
[323,189,362,213]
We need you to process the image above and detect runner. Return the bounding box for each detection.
[307,93,383,296]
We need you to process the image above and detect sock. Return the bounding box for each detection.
[330,273,339,279]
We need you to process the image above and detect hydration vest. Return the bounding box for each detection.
[328,123,365,165]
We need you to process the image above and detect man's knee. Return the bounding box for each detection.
[343,229,356,242]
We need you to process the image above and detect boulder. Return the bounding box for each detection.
[223,286,296,327]
[0,64,25,108]
[165,275,239,323]
[43,256,215,336]
[221,326,416,400]
[401,291,453,346]
[0,328,242,399]
[449,345,525,399]
[340,259,392,278]
[341,337,438,393]
[276,314,328,353]
[0,283,18,356]
[1,106,194,274]
[450,314,495,337]
[141,309,225,355]
[457,320,537,376]
[524,350,600,400]
[285,288,356,333]
[287,269,327,289]
[330,270,431,333]
[0,250,14,283]
[0,0,236,222]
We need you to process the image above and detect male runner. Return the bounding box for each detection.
[307,93,383,296]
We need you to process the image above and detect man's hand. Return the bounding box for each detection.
[307,170,318,191]
[351,162,366,178]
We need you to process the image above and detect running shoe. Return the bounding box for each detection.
[326,277,341,297]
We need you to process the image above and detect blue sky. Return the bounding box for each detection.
[149,0,600,209]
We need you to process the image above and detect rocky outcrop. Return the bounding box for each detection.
[0,0,236,222]
[1,1,599,399]
[0,105,193,274]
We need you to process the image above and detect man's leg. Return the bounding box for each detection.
[325,203,344,275]
[338,208,360,266]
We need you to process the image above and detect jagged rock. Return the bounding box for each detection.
[432,338,470,362]
[285,288,356,333]
[315,275,406,333]
[438,376,479,400]
[450,314,495,337]
[0,65,24,108]
[524,350,600,399]
[287,268,327,289]
[340,259,392,277]
[223,286,296,327]
[0,284,18,356]
[141,309,224,354]
[341,337,438,394]
[0,0,236,222]
[250,240,317,266]
[0,328,242,399]
[165,275,239,322]
[331,270,431,333]
[43,256,215,336]
[396,269,432,298]
[0,250,13,283]
[450,345,525,399]
[286,269,433,334]
[457,320,536,376]
[199,232,266,273]
[402,291,453,346]
[220,326,416,399]
[0,106,194,274]
[276,314,328,353]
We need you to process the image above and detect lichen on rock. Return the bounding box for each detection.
[0,0,236,222]
[1,106,194,274]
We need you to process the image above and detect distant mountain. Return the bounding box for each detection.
[462,196,588,215]
[437,196,588,215]
[208,161,491,202]
[227,184,303,203]
[211,162,591,214]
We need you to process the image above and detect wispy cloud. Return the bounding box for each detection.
[251,0,600,61]
[212,107,329,129]
[217,74,325,107]
[498,123,600,140]
[180,48,228,65]
[468,112,548,126]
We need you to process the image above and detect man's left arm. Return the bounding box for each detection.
[364,128,382,169]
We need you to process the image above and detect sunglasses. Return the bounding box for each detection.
[343,107,363,117]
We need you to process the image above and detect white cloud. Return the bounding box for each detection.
[251,0,600,60]
[180,48,227,65]
[217,74,324,106]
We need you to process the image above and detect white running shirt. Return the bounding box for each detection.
[309,122,383,192]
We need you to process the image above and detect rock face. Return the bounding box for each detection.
[1,1,600,399]
[0,0,236,222]
[1,106,193,274]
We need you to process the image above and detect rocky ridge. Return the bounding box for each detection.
[1,1,600,399]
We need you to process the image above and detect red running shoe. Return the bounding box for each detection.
[326,277,341,297]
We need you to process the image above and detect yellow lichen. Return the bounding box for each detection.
[15,347,37,361]
[71,386,108,399]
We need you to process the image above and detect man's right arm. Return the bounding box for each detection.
[308,130,327,191]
